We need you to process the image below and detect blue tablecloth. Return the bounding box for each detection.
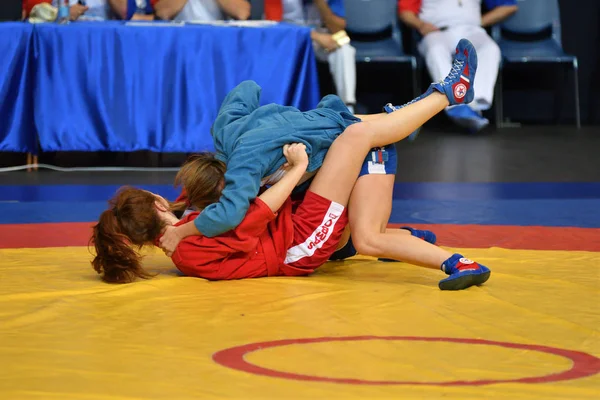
[1,21,320,153]
[0,23,36,153]
[34,22,320,152]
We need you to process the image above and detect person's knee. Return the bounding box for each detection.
[478,38,502,66]
[422,44,453,75]
[337,122,371,148]
[419,33,447,55]
[489,44,502,67]
[351,229,381,257]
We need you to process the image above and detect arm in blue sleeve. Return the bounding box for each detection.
[481,0,518,26]
[193,147,266,237]
[484,0,517,9]
[327,0,345,18]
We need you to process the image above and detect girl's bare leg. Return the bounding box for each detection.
[361,93,449,148]
[312,36,482,203]
[348,175,452,270]
[307,93,448,205]
[384,229,411,236]
[353,113,385,121]
[337,39,490,290]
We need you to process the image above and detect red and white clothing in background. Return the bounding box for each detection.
[399,0,517,111]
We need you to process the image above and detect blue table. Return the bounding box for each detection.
[18,21,320,153]
[0,23,36,153]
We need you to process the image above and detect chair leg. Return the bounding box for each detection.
[411,58,419,99]
[495,68,504,128]
[553,64,566,125]
[573,59,581,129]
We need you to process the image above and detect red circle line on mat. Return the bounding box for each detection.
[212,336,600,386]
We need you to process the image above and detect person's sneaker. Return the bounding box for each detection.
[402,226,437,244]
[383,103,399,113]
[430,39,478,106]
[446,104,489,133]
[380,39,477,139]
[383,103,421,141]
[378,227,437,262]
[439,254,491,290]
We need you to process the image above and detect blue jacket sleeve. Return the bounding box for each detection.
[484,0,517,9]
[327,0,345,18]
[193,147,266,237]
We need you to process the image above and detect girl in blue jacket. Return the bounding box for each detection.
[160,39,489,290]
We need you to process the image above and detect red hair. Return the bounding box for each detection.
[91,152,224,284]
[90,187,184,283]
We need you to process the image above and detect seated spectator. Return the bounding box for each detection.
[23,0,113,20]
[263,0,357,113]
[55,0,111,20]
[149,0,250,22]
[23,0,155,20]
[399,0,517,132]
[111,0,156,20]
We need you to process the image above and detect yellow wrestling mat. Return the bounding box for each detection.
[1,247,599,399]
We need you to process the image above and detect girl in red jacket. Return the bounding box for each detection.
[159,39,490,289]
[91,60,490,289]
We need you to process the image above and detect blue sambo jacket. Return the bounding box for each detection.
[193,80,359,237]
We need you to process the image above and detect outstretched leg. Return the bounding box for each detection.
[307,38,479,208]
[344,141,489,289]
[306,88,450,207]
[329,38,490,290]
[294,40,490,290]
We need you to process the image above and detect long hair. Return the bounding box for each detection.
[90,187,165,284]
[175,153,226,210]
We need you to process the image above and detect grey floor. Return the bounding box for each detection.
[1,126,599,185]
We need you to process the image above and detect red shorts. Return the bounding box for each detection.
[283,191,348,272]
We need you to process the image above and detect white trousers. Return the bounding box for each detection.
[314,42,357,106]
[418,25,501,110]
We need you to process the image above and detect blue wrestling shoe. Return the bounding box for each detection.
[446,105,489,133]
[430,39,478,106]
[439,254,491,291]
[378,227,437,262]
[381,39,477,140]
[402,226,437,244]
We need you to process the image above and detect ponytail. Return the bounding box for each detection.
[90,210,153,283]
[90,187,163,283]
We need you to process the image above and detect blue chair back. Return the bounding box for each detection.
[344,0,398,34]
[502,0,562,44]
